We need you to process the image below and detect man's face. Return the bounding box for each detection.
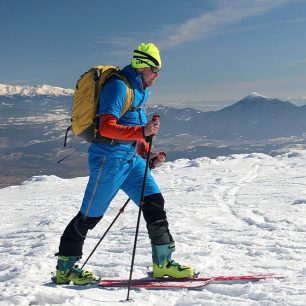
[141,67,160,87]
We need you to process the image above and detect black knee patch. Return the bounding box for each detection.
[142,193,166,225]
[142,193,173,245]
[74,212,102,236]
[57,212,102,256]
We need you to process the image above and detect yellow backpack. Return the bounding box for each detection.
[65,65,134,145]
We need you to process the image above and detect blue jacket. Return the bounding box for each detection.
[82,65,160,216]
[89,65,150,159]
[98,64,150,127]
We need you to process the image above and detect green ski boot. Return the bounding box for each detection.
[53,256,98,285]
[152,243,195,278]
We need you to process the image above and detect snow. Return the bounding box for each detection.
[5,113,69,125]
[0,83,74,97]
[246,92,270,99]
[1,151,306,305]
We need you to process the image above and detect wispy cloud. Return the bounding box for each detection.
[158,0,289,48]
[96,0,290,55]
[209,15,306,40]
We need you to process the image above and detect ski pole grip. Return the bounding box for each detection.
[151,114,160,138]
[152,114,160,121]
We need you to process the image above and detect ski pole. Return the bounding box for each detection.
[80,135,156,269]
[80,197,131,270]
[126,115,159,301]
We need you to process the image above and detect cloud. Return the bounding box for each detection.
[96,0,290,55]
[158,0,289,49]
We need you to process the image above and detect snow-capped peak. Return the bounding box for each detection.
[246,92,269,99]
[0,83,74,97]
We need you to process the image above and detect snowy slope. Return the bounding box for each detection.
[1,152,306,305]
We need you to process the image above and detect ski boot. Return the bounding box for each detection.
[152,243,195,278]
[53,256,98,285]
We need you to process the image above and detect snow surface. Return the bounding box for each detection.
[0,84,74,96]
[1,151,306,305]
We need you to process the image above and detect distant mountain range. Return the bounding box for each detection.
[1,84,306,188]
[0,83,74,96]
[145,92,306,140]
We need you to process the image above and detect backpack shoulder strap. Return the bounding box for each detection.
[119,75,134,117]
[108,71,134,118]
[95,67,134,119]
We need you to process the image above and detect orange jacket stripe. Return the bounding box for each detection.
[99,114,145,140]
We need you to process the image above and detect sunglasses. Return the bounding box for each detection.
[150,66,161,74]
[136,58,161,73]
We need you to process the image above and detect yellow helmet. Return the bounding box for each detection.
[131,43,161,69]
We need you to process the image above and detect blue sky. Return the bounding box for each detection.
[1,0,306,110]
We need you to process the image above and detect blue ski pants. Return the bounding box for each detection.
[80,143,160,217]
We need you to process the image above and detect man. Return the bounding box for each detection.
[55,43,195,285]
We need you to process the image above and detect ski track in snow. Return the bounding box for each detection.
[1,151,306,305]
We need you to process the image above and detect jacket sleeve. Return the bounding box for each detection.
[99,114,145,140]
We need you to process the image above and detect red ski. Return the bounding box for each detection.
[98,279,212,290]
[97,273,284,290]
